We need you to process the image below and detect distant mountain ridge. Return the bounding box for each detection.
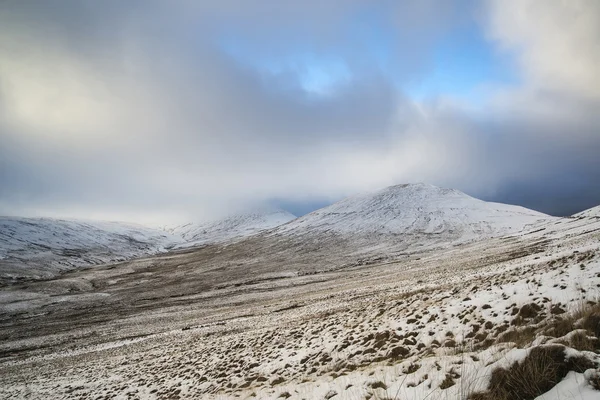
[3,183,599,283]
[574,205,600,219]
[0,208,297,282]
[167,208,296,246]
[0,217,180,282]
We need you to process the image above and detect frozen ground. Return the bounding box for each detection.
[0,206,599,399]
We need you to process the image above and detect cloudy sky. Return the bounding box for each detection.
[1,0,599,224]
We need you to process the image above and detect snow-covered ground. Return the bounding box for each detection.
[0,196,599,399]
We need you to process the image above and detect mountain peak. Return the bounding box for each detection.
[275,183,552,242]
[376,182,463,197]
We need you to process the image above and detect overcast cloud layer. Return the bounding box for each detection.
[1,0,599,224]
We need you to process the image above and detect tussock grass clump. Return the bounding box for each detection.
[468,345,595,400]
[496,326,536,348]
[545,315,576,338]
[580,304,600,338]
[439,373,456,389]
[556,330,598,352]
[368,380,388,390]
[545,301,600,342]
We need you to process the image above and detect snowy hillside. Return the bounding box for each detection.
[0,209,296,282]
[145,183,555,279]
[0,185,554,283]
[168,208,296,246]
[0,217,180,282]
[275,183,551,240]
[574,205,600,219]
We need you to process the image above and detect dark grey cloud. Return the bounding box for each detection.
[0,0,598,223]
[428,96,600,215]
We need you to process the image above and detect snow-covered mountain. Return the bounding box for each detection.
[168,208,296,246]
[184,183,556,275]
[0,217,180,282]
[0,184,555,282]
[274,183,551,240]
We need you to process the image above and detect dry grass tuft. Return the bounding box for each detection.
[468,345,595,400]
[439,373,456,389]
[496,327,536,348]
[557,330,598,352]
[580,303,600,338]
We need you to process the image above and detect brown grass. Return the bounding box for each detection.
[556,330,598,352]
[545,301,600,339]
[496,327,536,348]
[468,345,595,400]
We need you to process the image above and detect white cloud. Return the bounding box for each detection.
[485,0,600,99]
[0,0,599,223]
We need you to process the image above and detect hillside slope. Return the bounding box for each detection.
[574,205,600,219]
[0,217,180,282]
[168,208,296,246]
[107,184,555,288]
[0,209,296,282]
